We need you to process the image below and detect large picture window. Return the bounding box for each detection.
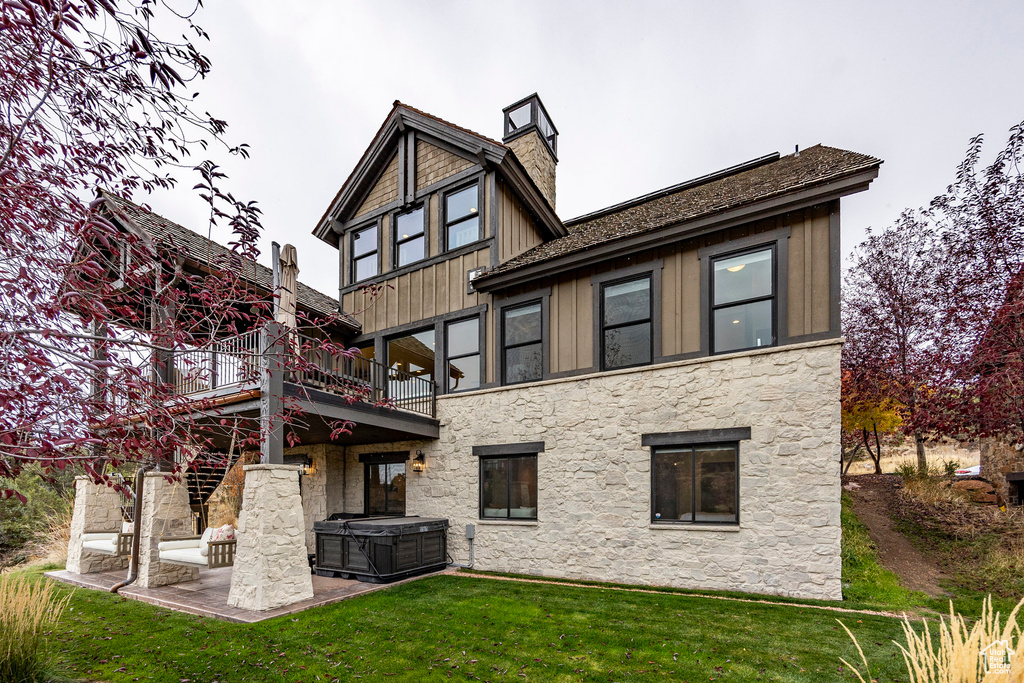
[394,206,426,268]
[480,455,538,520]
[350,224,378,284]
[651,444,738,524]
[444,184,481,251]
[387,329,435,409]
[601,276,652,370]
[711,246,775,354]
[446,317,480,393]
[502,301,542,384]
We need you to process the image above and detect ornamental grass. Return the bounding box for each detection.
[0,572,71,683]
[842,595,1024,682]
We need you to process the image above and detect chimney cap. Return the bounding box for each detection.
[502,93,557,158]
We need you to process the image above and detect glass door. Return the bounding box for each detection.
[365,462,406,516]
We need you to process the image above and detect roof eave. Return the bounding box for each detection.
[473,164,880,292]
[495,153,567,240]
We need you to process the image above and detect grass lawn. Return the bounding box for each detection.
[32,567,915,683]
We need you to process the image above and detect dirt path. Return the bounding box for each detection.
[844,474,947,597]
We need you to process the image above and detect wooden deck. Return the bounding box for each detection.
[46,566,451,623]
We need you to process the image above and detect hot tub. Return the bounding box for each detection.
[313,516,449,583]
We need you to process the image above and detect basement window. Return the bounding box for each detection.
[479,454,538,520]
[651,444,739,525]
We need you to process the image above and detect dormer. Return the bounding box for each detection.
[503,94,558,210]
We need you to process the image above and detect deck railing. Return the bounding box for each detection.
[170,330,260,395]
[292,332,436,418]
[168,327,436,419]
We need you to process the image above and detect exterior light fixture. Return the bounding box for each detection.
[284,454,314,476]
[412,450,426,473]
[732,320,740,324]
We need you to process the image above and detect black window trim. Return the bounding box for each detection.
[361,451,409,516]
[442,181,484,253]
[348,219,381,286]
[598,273,654,371]
[494,289,550,387]
[645,428,747,527]
[708,242,777,356]
[444,313,485,394]
[385,325,437,393]
[476,444,542,521]
[392,203,428,269]
[499,298,545,386]
[698,227,791,356]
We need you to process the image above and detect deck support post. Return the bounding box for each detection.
[66,476,129,574]
[227,464,313,611]
[136,472,198,588]
[260,321,286,465]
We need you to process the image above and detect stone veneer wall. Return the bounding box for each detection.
[980,438,1024,502]
[333,339,843,600]
[282,443,345,553]
[137,473,198,588]
[66,476,129,574]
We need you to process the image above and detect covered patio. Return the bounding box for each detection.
[46,566,451,623]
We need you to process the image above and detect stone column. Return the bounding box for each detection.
[66,476,129,574]
[228,464,314,611]
[137,472,198,588]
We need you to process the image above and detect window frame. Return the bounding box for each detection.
[709,243,777,355]
[473,442,544,521]
[649,442,741,526]
[348,220,380,285]
[500,298,545,386]
[442,181,483,253]
[392,204,427,269]
[360,451,409,516]
[444,314,484,394]
[599,274,654,371]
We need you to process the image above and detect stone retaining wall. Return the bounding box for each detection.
[333,339,843,600]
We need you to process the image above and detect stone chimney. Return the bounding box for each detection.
[502,94,558,209]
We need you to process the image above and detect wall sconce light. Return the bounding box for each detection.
[412,450,426,473]
[284,454,314,476]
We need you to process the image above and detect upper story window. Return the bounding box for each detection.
[502,301,542,384]
[444,184,481,251]
[446,317,480,393]
[394,206,426,268]
[601,276,652,370]
[711,246,775,354]
[350,224,378,284]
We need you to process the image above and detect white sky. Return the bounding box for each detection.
[141,0,1024,300]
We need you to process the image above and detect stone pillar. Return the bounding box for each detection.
[228,464,314,611]
[137,472,198,588]
[66,476,129,574]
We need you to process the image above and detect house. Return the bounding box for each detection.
[64,94,881,609]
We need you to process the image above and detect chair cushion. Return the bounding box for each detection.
[157,539,200,551]
[199,527,214,557]
[158,547,208,566]
[82,538,117,553]
[82,532,117,542]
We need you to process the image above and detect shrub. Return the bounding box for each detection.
[0,573,72,683]
[842,595,1024,682]
[944,460,962,477]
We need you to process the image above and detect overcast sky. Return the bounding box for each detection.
[141,0,1024,299]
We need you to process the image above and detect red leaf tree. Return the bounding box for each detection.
[0,0,362,499]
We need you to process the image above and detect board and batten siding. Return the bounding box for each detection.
[342,247,490,336]
[487,202,836,378]
[497,178,545,263]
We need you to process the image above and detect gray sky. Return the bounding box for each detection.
[142,0,1024,300]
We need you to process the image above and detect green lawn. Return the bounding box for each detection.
[36,568,913,683]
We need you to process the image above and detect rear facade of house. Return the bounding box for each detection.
[299,95,881,601]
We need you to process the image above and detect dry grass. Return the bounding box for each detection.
[25,498,74,568]
[0,573,72,683]
[848,442,980,475]
[903,475,974,507]
[843,596,1024,682]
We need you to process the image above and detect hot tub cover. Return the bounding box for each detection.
[314,516,449,536]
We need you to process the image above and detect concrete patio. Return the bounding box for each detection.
[46,566,450,623]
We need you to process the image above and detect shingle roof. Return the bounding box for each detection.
[98,190,359,331]
[481,145,881,279]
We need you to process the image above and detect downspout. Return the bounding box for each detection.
[111,464,153,594]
